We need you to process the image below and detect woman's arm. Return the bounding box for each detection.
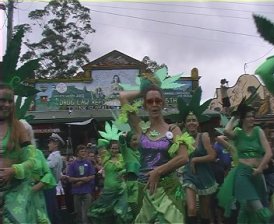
[224,116,238,139]
[255,128,273,173]
[146,126,189,194]
[119,91,142,136]
[192,133,216,164]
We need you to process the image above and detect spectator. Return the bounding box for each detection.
[44,133,65,224]
[67,145,95,224]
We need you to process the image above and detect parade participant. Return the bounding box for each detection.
[173,86,217,224]
[119,131,140,218]
[0,83,37,223]
[219,100,273,223]
[87,122,132,224]
[119,82,190,223]
[182,112,217,224]
[20,119,56,223]
[44,132,65,224]
[67,144,95,224]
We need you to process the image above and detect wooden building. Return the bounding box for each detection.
[27,50,199,153]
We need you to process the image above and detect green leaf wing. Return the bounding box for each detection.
[253,14,274,45]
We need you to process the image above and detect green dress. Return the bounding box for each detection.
[218,126,273,223]
[87,150,132,224]
[31,148,57,223]
[1,128,37,224]
[119,137,140,217]
[183,133,218,195]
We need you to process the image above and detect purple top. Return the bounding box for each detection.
[138,134,171,182]
[67,159,95,194]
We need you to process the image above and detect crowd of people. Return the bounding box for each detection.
[0,78,274,224]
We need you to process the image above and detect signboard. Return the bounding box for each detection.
[34,69,193,111]
[164,79,192,108]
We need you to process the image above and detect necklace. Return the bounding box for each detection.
[149,129,160,138]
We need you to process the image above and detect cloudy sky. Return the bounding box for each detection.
[1,1,274,101]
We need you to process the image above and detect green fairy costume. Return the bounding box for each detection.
[87,122,132,224]
[119,133,140,218]
[1,127,37,224]
[217,126,273,223]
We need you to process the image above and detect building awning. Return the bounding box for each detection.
[66,118,94,126]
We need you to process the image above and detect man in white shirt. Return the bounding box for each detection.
[44,133,65,224]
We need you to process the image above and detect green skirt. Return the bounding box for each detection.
[218,163,268,217]
[135,176,185,224]
[183,161,218,195]
[87,187,132,224]
[3,179,37,224]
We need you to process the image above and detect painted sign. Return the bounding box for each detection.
[34,69,193,111]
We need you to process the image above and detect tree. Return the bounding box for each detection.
[21,0,95,79]
[142,56,168,73]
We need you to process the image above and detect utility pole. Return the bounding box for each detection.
[6,0,15,47]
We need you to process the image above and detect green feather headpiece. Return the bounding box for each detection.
[169,86,212,123]
[253,14,274,95]
[119,67,184,92]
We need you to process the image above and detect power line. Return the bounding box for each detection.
[88,4,250,20]
[219,1,274,7]
[244,47,274,73]
[89,9,260,38]
[133,2,274,15]
[93,21,266,47]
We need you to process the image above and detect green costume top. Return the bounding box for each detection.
[101,149,126,190]
[119,137,140,176]
[234,126,265,159]
[32,148,56,189]
[1,127,36,180]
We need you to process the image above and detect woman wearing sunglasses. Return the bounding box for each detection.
[119,84,189,223]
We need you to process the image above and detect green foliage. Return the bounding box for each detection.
[2,27,40,120]
[253,14,274,46]
[21,0,95,79]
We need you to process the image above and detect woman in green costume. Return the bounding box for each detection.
[219,102,273,223]
[119,84,191,224]
[182,112,218,224]
[0,83,37,223]
[88,133,132,224]
[119,132,140,218]
[20,119,57,223]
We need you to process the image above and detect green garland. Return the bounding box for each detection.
[168,132,195,158]
[118,101,142,123]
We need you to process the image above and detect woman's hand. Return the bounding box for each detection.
[146,169,161,195]
[253,167,263,176]
[32,182,44,192]
[0,168,15,184]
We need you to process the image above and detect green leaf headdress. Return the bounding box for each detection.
[253,14,274,95]
[1,27,40,120]
[97,121,123,149]
[119,67,185,92]
[169,86,212,123]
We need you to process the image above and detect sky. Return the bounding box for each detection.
[1,0,274,101]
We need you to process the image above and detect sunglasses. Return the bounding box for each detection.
[146,98,163,105]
